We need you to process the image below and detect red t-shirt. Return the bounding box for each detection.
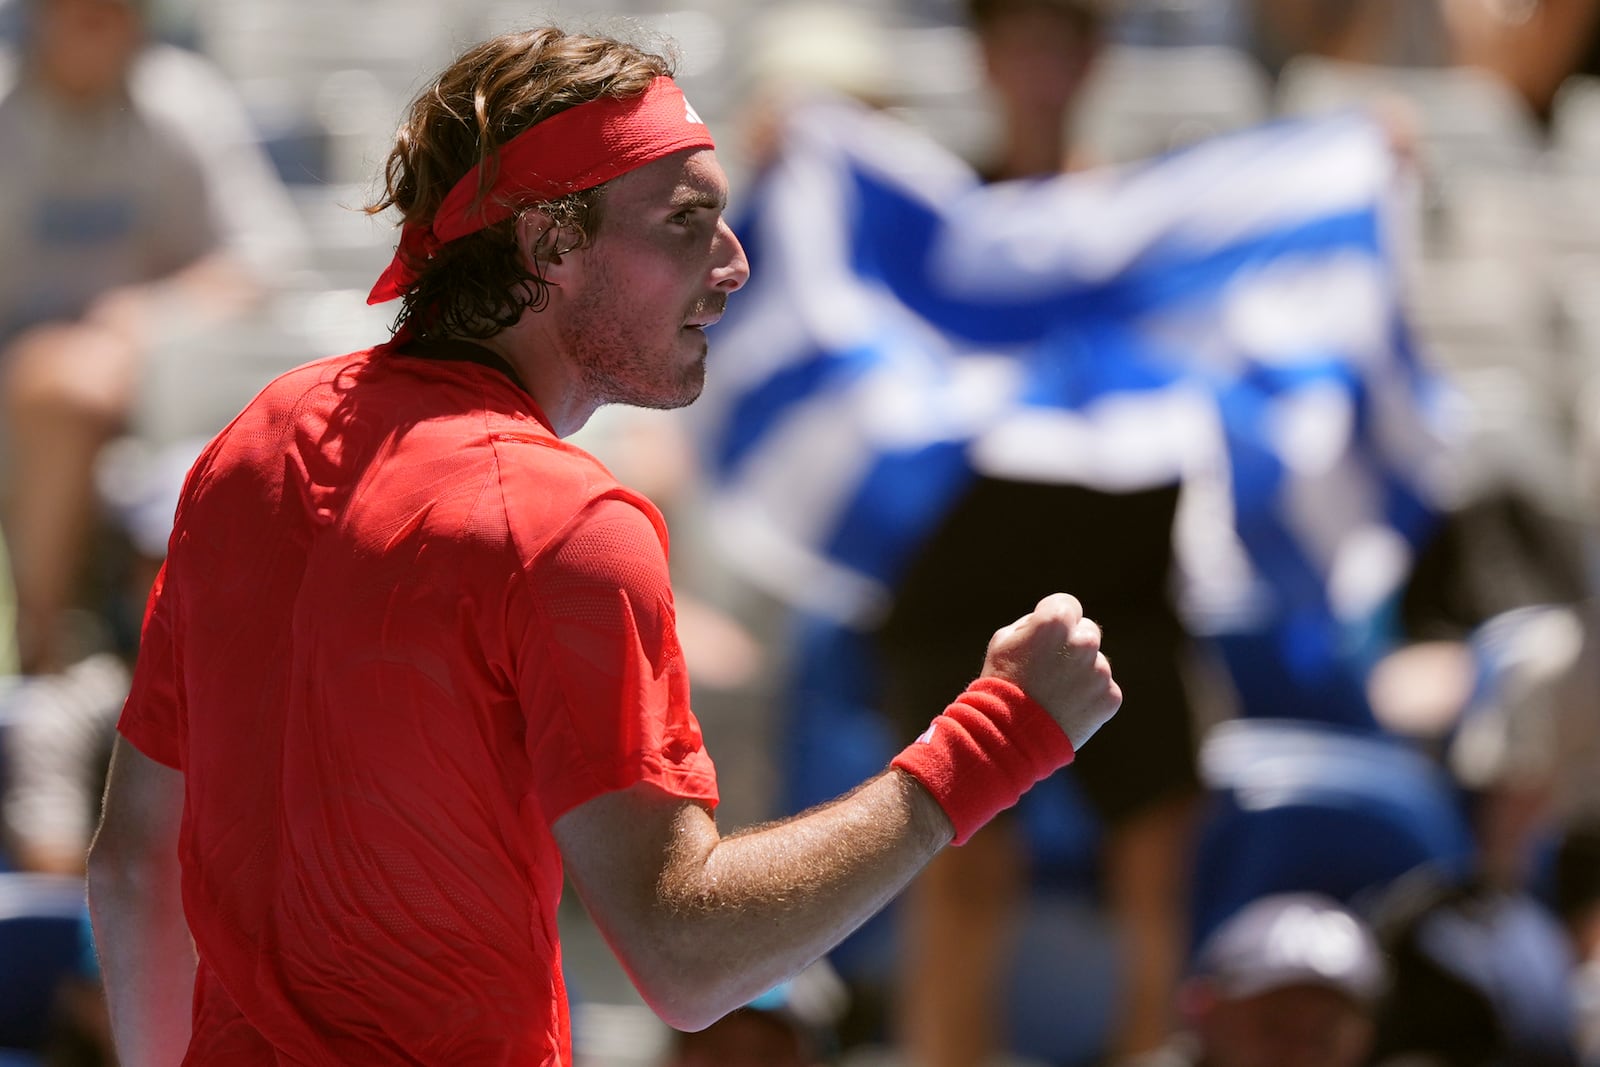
[118,343,720,1065]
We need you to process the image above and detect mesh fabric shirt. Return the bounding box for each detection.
[117,342,720,1065]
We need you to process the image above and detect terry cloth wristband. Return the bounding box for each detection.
[892,675,1076,846]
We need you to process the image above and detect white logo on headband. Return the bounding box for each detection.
[684,99,705,126]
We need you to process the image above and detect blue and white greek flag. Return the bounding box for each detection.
[693,97,1456,721]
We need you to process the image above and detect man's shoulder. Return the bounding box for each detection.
[206,348,379,451]
[493,436,668,551]
[248,347,378,407]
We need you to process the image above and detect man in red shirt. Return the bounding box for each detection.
[85,26,1122,1065]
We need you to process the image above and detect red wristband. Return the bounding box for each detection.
[891,676,1076,846]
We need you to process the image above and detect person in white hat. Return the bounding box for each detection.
[1148,892,1385,1067]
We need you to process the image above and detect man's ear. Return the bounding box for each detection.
[516,210,584,285]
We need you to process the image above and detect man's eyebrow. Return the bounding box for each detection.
[670,188,727,211]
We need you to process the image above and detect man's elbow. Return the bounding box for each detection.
[623,942,767,1033]
[637,981,736,1035]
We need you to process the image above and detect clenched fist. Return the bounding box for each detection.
[980,593,1122,749]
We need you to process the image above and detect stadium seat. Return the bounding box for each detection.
[1277,55,1544,176]
[1552,74,1600,172]
[1190,717,1477,951]
[1076,44,1274,165]
[0,874,91,1053]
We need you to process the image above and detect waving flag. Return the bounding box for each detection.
[692,97,1456,726]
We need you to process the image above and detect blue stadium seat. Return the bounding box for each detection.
[0,874,91,1053]
[1190,717,1478,951]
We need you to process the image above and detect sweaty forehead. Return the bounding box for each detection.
[606,148,729,211]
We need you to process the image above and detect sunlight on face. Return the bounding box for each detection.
[558,148,749,413]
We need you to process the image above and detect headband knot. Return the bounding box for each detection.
[369,76,714,304]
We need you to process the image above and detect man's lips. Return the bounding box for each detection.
[685,299,727,329]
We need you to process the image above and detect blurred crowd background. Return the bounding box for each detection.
[5,0,1600,1066]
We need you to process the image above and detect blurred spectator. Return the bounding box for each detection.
[887,3,1202,1066]
[0,0,304,874]
[1555,816,1600,1065]
[0,651,125,873]
[1557,325,1600,1065]
[1367,577,1598,1064]
[1251,0,1600,132]
[1245,0,1600,936]
[0,0,303,678]
[1147,892,1384,1067]
[1368,872,1580,1066]
[1442,0,1600,126]
[1362,565,1593,1061]
[716,6,1446,1061]
[968,0,1106,177]
[675,2,1595,1065]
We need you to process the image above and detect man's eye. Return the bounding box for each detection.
[671,211,693,225]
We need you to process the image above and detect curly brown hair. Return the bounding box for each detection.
[367,27,675,340]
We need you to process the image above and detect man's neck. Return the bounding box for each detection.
[463,326,597,438]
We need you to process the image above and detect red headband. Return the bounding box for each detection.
[368,76,715,304]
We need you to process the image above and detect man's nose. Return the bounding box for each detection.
[711,219,750,293]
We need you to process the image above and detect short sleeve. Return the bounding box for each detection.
[513,495,718,821]
[116,561,185,770]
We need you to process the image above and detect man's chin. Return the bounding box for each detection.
[669,359,708,409]
[613,361,706,413]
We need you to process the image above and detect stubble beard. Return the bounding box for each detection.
[571,331,707,412]
[563,295,710,413]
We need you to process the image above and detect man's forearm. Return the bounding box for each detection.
[667,769,949,984]
[87,844,197,1065]
[559,769,951,1031]
[558,593,1118,1033]
[87,741,195,1065]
